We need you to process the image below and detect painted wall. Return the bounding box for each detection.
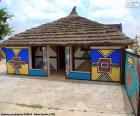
[6,47,48,77]
[124,51,139,115]
[6,48,29,75]
[49,46,57,71]
[65,46,91,80]
[34,47,43,69]
[91,49,121,81]
[0,48,6,59]
[73,46,91,72]
[29,46,48,76]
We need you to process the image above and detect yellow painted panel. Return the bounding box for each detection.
[92,67,102,80]
[7,62,15,74]
[7,62,29,75]
[0,51,6,58]
[19,64,29,75]
[13,48,21,55]
[108,67,120,81]
[99,50,113,57]
[128,56,133,65]
[138,48,140,55]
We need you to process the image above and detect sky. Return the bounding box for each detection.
[0,0,140,39]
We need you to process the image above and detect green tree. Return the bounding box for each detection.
[0,8,13,40]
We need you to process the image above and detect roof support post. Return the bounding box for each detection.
[28,46,32,69]
[47,45,50,76]
[65,45,72,77]
[121,48,126,85]
[42,46,50,77]
[70,45,73,71]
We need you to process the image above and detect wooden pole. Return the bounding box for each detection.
[121,48,126,85]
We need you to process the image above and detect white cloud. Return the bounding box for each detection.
[89,0,126,8]
[89,8,129,19]
[86,0,139,38]
[87,0,129,19]
[1,0,140,38]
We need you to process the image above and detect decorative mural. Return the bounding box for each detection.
[65,46,90,80]
[42,47,48,74]
[28,46,48,77]
[65,46,71,76]
[91,49,121,81]
[73,46,91,72]
[49,46,57,71]
[32,46,43,69]
[0,48,6,59]
[125,52,139,115]
[6,48,29,75]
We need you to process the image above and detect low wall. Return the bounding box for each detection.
[124,50,140,116]
[5,47,48,76]
[0,47,6,59]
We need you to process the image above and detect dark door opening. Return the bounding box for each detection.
[58,46,65,70]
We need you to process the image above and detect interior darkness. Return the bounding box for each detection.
[32,46,36,69]
[58,46,65,70]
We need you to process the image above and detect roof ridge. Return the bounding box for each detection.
[69,6,78,17]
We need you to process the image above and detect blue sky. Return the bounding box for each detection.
[0,0,140,38]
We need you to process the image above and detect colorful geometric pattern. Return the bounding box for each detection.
[6,48,29,75]
[65,46,71,76]
[8,57,26,69]
[33,47,43,69]
[125,53,139,115]
[0,48,6,59]
[93,58,118,73]
[75,59,91,72]
[73,46,91,72]
[42,47,48,75]
[49,46,57,71]
[50,59,57,71]
[91,49,121,81]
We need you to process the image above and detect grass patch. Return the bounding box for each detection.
[48,107,60,110]
[16,103,43,109]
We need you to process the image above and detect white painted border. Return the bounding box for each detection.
[6,47,28,48]
[90,46,123,49]
[71,71,90,74]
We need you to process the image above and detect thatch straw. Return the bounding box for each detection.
[2,7,133,47]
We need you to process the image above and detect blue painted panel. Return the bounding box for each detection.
[29,69,47,76]
[91,49,121,64]
[91,50,104,63]
[6,49,15,62]
[68,71,90,80]
[6,48,29,64]
[108,49,121,64]
[18,49,29,64]
[1,47,6,52]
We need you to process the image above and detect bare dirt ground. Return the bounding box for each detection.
[0,59,134,116]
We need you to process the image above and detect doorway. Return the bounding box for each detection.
[58,46,65,71]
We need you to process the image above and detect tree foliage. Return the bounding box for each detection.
[0,8,13,40]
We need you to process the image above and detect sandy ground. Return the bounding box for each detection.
[0,59,134,116]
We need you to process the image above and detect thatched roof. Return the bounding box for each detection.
[3,7,133,46]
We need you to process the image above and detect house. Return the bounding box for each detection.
[2,7,133,82]
[0,47,6,59]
